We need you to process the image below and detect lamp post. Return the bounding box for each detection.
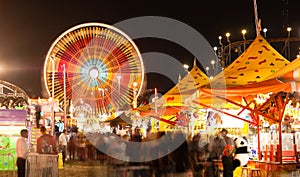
[218,36,224,68]
[205,66,210,77]
[263,28,268,38]
[226,32,231,65]
[98,88,104,114]
[242,29,247,51]
[62,64,67,130]
[50,55,55,136]
[210,60,216,76]
[133,82,138,109]
[287,27,292,61]
[213,46,218,56]
[117,75,121,112]
[183,64,189,72]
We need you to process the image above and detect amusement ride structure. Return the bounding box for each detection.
[43,23,145,123]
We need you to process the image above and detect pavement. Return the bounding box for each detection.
[59,160,109,177]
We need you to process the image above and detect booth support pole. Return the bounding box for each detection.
[256,114,261,160]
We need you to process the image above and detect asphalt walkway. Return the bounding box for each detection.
[58,160,108,177]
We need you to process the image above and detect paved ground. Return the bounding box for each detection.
[59,160,109,177]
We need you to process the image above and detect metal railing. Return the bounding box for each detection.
[25,153,58,177]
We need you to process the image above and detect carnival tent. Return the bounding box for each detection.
[135,61,209,116]
[265,56,300,81]
[192,35,299,164]
[210,34,289,88]
[132,61,210,128]
[157,60,210,107]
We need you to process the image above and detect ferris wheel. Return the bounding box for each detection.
[43,22,144,117]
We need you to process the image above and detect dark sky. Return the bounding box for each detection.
[0,0,299,98]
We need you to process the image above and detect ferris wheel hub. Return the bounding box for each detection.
[89,67,99,79]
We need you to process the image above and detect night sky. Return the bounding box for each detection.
[0,0,299,98]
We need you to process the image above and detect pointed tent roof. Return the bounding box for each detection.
[265,56,300,81]
[210,34,289,87]
[161,62,210,106]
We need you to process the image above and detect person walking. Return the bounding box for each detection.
[59,129,67,165]
[16,129,29,177]
[68,135,76,160]
[206,130,227,177]
[220,129,235,177]
[36,126,58,155]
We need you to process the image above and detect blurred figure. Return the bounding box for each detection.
[188,133,203,176]
[16,129,28,177]
[59,129,67,165]
[37,126,58,155]
[86,139,95,160]
[220,129,235,177]
[170,132,193,176]
[68,135,76,160]
[77,134,86,161]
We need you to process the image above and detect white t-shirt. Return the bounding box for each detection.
[59,133,67,146]
[16,137,28,159]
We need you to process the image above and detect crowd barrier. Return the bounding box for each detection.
[25,153,58,177]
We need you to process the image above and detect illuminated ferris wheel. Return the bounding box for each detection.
[43,22,144,117]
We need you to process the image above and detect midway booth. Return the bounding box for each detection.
[191,35,300,176]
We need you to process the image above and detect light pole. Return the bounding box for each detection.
[133,82,138,109]
[62,64,67,130]
[226,32,231,65]
[50,55,55,136]
[210,60,216,76]
[205,66,210,77]
[213,46,218,56]
[98,88,104,114]
[242,29,247,51]
[287,27,292,61]
[117,75,121,112]
[263,28,267,38]
[218,36,224,68]
[183,64,189,72]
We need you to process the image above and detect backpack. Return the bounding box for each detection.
[40,135,53,154]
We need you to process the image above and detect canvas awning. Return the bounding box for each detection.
[157,60,210,107]
[265,56,300,81]
[210,34,289,88]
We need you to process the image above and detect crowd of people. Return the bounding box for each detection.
[16,125,243,177]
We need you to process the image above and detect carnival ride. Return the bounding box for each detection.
[0,80,29,108]
[43,23,144,119]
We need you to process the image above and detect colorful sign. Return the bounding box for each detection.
[0,110,26,122]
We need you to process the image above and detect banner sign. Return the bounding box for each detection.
[0,110,26,122]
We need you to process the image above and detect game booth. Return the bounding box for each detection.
[0,109,27,172]
[137,34,300,176]
[189,35,300,176]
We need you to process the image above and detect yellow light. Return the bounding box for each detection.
[225,33,230,37]
[241,29,247,35]
[287,27,292,32]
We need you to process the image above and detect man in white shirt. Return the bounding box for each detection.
[16,129,28,177]
[59,129,67,165]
